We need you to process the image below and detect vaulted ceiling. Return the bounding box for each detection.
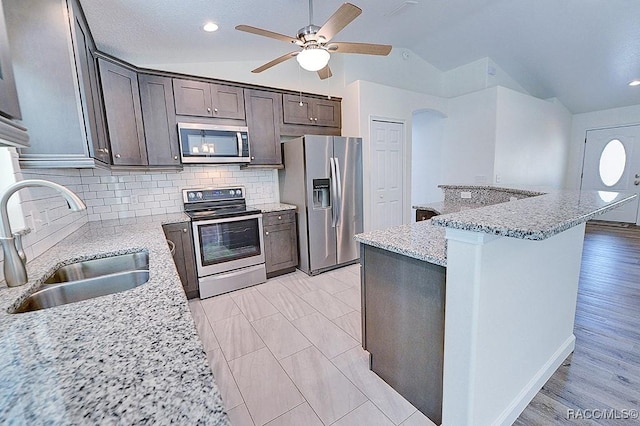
[79,0,640,114]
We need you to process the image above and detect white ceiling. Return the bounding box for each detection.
[78,0,640,114]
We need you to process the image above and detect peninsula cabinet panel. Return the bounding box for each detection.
[138,74,180,166]
[244,89,283,167]
[98,58,147,166]
[282,94,341,128]
[162,222,199,299]
[173,78,245,120]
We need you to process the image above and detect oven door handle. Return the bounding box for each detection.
[192,213,263,226]
[237,132,243,157]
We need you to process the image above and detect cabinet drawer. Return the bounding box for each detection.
[263,210,295,226]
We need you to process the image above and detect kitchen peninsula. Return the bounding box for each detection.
[355,185,637,426]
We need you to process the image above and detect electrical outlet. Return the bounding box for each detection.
[495,174,502,183]
[461,192,472,199]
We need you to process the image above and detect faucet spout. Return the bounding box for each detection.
[1,179,86,287]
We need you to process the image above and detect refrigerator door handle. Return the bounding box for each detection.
[330,157,338,228]
[334,157,343,227]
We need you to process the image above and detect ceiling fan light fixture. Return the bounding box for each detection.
[296,47,330,72]
[629,80,640,87]
[203,22,219,32]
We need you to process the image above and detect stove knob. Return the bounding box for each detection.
[188,192,195,199]
[236,190,242,196]
[196,192,203,199]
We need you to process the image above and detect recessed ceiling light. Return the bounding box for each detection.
[203,22,219,32]
[629,80,640,87]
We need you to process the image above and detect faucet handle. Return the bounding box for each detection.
[12,227,31,264]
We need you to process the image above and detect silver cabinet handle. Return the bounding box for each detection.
[278,215,282,220]
[115,154,121,158]
[174,155,179,160]
[251,156,255,160]
[265,231,269,236]
[309,117,313,121]
[214,108,218,113]
[207,107,212,113]
[182,228,188,233]
[314,117,318,121]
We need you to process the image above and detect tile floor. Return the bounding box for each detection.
[188,264,437,426]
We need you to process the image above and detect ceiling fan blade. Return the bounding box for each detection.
[252,52,298,73]
[316,3,362,42]
[317,65,332,80]
[327,42,392,56]
[236,25,302,46]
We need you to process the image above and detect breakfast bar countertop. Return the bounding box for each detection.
[0,213,229,425]
[357,188,637,266]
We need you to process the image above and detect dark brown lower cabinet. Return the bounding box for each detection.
[416,209,437,222]
[162,222,199,299]
[263,210,298,278]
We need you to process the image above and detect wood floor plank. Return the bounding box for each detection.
[517,223,640,424]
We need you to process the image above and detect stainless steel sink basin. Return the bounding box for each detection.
[13,251,150,313]
[44,251,149,284]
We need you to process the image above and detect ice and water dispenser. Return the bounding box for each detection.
[312,179,331,209]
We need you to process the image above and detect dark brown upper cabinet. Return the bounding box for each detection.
[138,74,181,166]
[244,89,283,167]
[173,78,245,120]
[0,0,21,121]
[98,58,147,166]
[283,94,341,128]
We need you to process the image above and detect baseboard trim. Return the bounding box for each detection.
[494,334,576,426]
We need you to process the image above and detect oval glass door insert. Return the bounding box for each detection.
[599,139,626,186]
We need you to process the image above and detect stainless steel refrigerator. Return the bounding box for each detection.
[278,135,363,276]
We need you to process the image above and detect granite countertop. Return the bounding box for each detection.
[357,188,637,265]
[250,202,297,213]
[412,201,482,215]
[432,190,637,240]
[0,213,229,425]
[354,221,447,266]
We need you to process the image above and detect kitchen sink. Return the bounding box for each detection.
[13,251,150,313]
[44,251,149,284]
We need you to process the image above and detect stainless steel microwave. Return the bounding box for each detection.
[178,123,250,164]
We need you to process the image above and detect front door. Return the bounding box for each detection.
[581,125,640,224]
[371,120,404,231]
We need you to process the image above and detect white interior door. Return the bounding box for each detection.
[371,119,404,231]
[581,125,640,224]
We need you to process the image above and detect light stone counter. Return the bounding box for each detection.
[250,202,297,213]
[0,213,229,425]
[358,188,637,265]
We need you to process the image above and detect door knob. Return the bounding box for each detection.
[379,195,383,199]
[635,180,640,186]
[636,173,640,179]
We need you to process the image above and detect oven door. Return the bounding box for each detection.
[192,213,265,276]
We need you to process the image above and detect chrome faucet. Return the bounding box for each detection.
[1,179,86,287]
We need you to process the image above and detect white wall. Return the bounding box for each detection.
[443,57,529,99]
[442,88,498,185]
[494,87,572,188]
[566,104,640,189]
[343,80,448,231]
[411,110,447,207]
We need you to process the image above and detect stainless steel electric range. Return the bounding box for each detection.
[183,186,266,299]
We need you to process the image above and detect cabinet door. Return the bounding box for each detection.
[244,89,282,166]
[211,84,245,119]
[313,98,341,128]
[163,223,199,299]
[264,220,298,275]
[138,74,180,166]
[0,0,21,120]
[71,7,110,163]
[173,78,212,117]
[282,94,314,125]
[98,58,147,166]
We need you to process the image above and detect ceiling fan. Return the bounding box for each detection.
[235,1,392,79]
